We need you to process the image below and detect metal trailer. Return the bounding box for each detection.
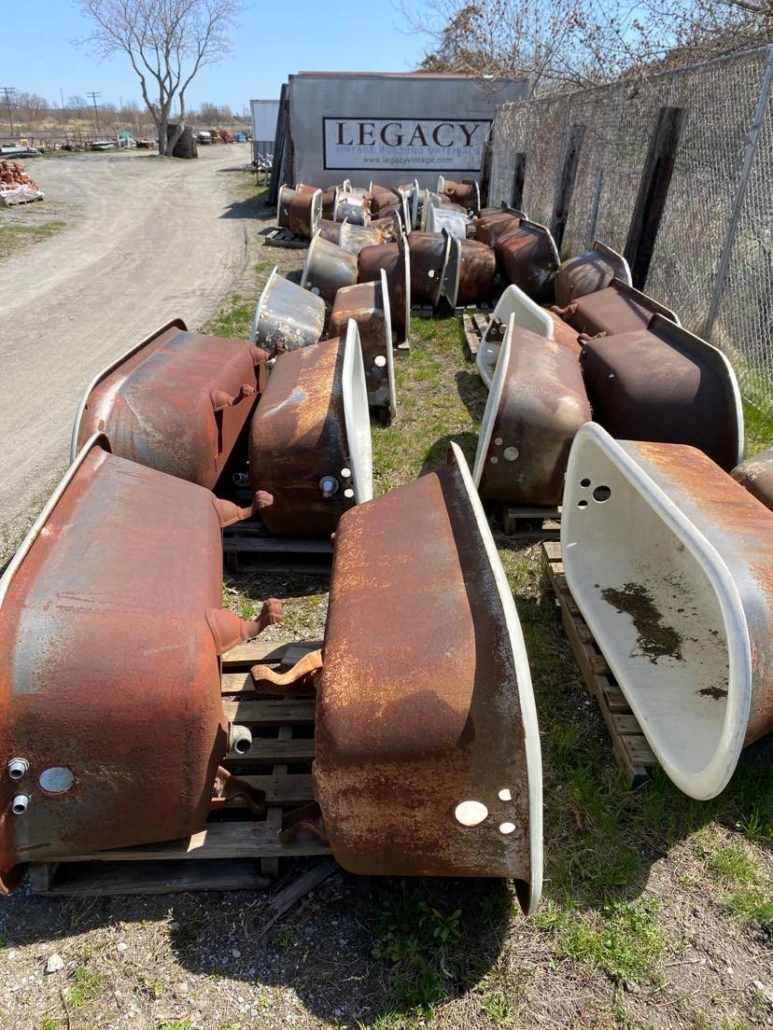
[286,72,528,192]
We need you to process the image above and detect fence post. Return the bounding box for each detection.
[551,124,585,251]
[624,105,687,289]
[703,44,773,341]
[587,168,605,248]
[511,152,527,209]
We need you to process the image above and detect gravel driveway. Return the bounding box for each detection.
[0,146,260,544]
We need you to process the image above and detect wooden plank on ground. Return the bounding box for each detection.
[36,860,271,896]
[541,541,656,787]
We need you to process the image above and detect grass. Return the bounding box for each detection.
[204,261,274,341]
[0,219,66,261]
[742,399,773,458]
[343,309,773,1019]
[214,300,773,1024]
[68,965,103,1007]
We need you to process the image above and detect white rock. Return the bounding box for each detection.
[231,948,241,958]
[116,942,128,953]
[44,954,65,974]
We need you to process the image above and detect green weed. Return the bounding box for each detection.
[37,1018,62,1030]
[68,965,103,1007]
[534,898,666,983]
[481,990,513,1023]
[372,885,463,1014]
[704,839,760,885]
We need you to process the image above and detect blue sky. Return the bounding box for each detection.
[4,1,428,112]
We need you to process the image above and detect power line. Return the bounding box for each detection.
[1,87,16,136]
[87,91,101,136]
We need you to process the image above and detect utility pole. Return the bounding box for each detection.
[87,91,101,136]
[1,87,16,136]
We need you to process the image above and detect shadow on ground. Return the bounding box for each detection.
[2,872,515,1025]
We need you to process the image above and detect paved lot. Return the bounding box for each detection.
[0,145,258,543]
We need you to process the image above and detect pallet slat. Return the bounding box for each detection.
[34,860,272,896]
[231,737,316,762]
[503,506,561,541]
[542,541,656,786]
[60,821,331,863]
[30,637,325,894]
[221,698,315,723]
[222,639,322,667]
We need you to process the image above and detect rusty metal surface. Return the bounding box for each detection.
[314,442,542,909]
[372,198,402,222]
[0,438,278,888]
[333,190,371,226]
[494,220,560,304]
[732,447,773,511]
[329,271,395,414]
[301,231,359,305]
[580,315,744,471]
[317,218,342,245]
[72,323,265,489]
[475,211,520,249]
[321,186,338,219]
[407,231,451,307]
[475,321,591,505]
[288,188,322,239]
[441,178,480,214]
[554,241,632,308]
[251,267,326,352]
[369,184,401,218]
[556,278,679,337]
[563,424,773,798]
[370,215,401,242]
[357,233,411,341]
[443,237,496,307]
[339,220,389,255]
[547,310,582,355]
[249,334,372,537]
[277,184,295,228]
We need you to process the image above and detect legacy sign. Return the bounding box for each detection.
[323,118,491,172]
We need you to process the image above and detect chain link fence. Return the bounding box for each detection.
[489,46,773,416]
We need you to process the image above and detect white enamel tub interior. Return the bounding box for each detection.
[343,320,374,504]
[476,284,553,389]
[562,423,752,799]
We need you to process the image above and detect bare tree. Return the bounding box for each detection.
[15,92,49,130]
[76,0,242,155]
[409,0,773,96]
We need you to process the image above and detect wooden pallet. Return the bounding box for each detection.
[542,541,656,787]
[0,193,44,207]
[29,639,330,896]
[223,517,333,574]
[503,505,561,540]
[459,306,492,358]
[261,226,309,249]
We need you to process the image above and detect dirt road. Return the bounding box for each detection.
[0,146,260,545]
